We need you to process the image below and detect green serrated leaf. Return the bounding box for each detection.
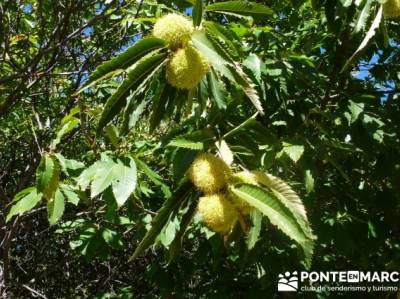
[78,156,137,207]
[6,189,42,222]
[279,142,304,163]
[78,37,167,93]
[252,172,310,228]
[168,199,197,263]
[251,171,316,267]
[207,69,226,109]
[355,0,373,32]
[203,21,240,59]
[150,83,174,132]
[168,138,204,150]
[158,216,180,248]
[191,31,234,81]
[77,160,103,191]
[231,184,307,244]
[341,6,383,73]
[128,100,146,130]
[243,53,264,80]
[205,1,273,18]
[231,183,314,267]
[89,159,116,198]
[305,170,314,194]
[121,93,146,134]
[136,159,171,197]
[228,63,264,115]
[247,210,262,250]
[197,32,264,115]
[105,124,119,148]
[215,139,233,165]
[47,188,65,226]
[193,0,203,27]
[60,184,80,206]
[129,182,191,261]
[10,187,37,203]
[55,153,85,175]
[111,158,137,207]
[51,117,79,149]
[97,51,167,135]
[36,155,60,200]
[348,100,364,123]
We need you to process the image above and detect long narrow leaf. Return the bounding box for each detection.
[355,0,373,32]
[129,182,191,261]
[231,184,314,267]
[193,0,203,27]
[340,6,383,73]
[204,21,240,59]
[168,199,198,263]
[77,38,167,93]
[120,92,147,134]
[191,31,234,81]
[206,34,264,115]
[97,51,167,134]
[229,64,264,115]
[205,1,273,18]
[47,188,65,226]
[252,171,316,242]
[231,184,308,245]
[36,155,60,201]
[136,159,171,197]
[247,210,262,250]
[207,69,226,109]
[253,172,308,220]
[168,138,204,150]
[150,83,177,132]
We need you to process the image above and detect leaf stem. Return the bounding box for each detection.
[222,112,258,140]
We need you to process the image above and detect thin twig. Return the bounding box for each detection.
[222,112,259,140]
[22,284,48,299]
[29,119,43,156]
[2,216,21,288]
[133,201,157,216]
[135,0,144,18]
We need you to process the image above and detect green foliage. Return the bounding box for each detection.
[130,182,191,260]
[247,210,262,250]
[97,51,168,134]
[78,155,137,207]
[51,114,80,150]
[6,188,42,222]
[59,184,80,206]
[36,155,60,201]
[231,184,314,267]
[1,0,400,297]
[204,1,273,18]
[47,188,65,226]
[193,0,204,27]
[341,6,384,72]
[78,37,167,93]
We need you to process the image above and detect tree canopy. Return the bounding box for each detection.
[0,0,399,298]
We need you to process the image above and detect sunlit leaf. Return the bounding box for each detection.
[6,188,42,222]
[47,188,65,226]
[36,155,60,200]
[205,1,273,18]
